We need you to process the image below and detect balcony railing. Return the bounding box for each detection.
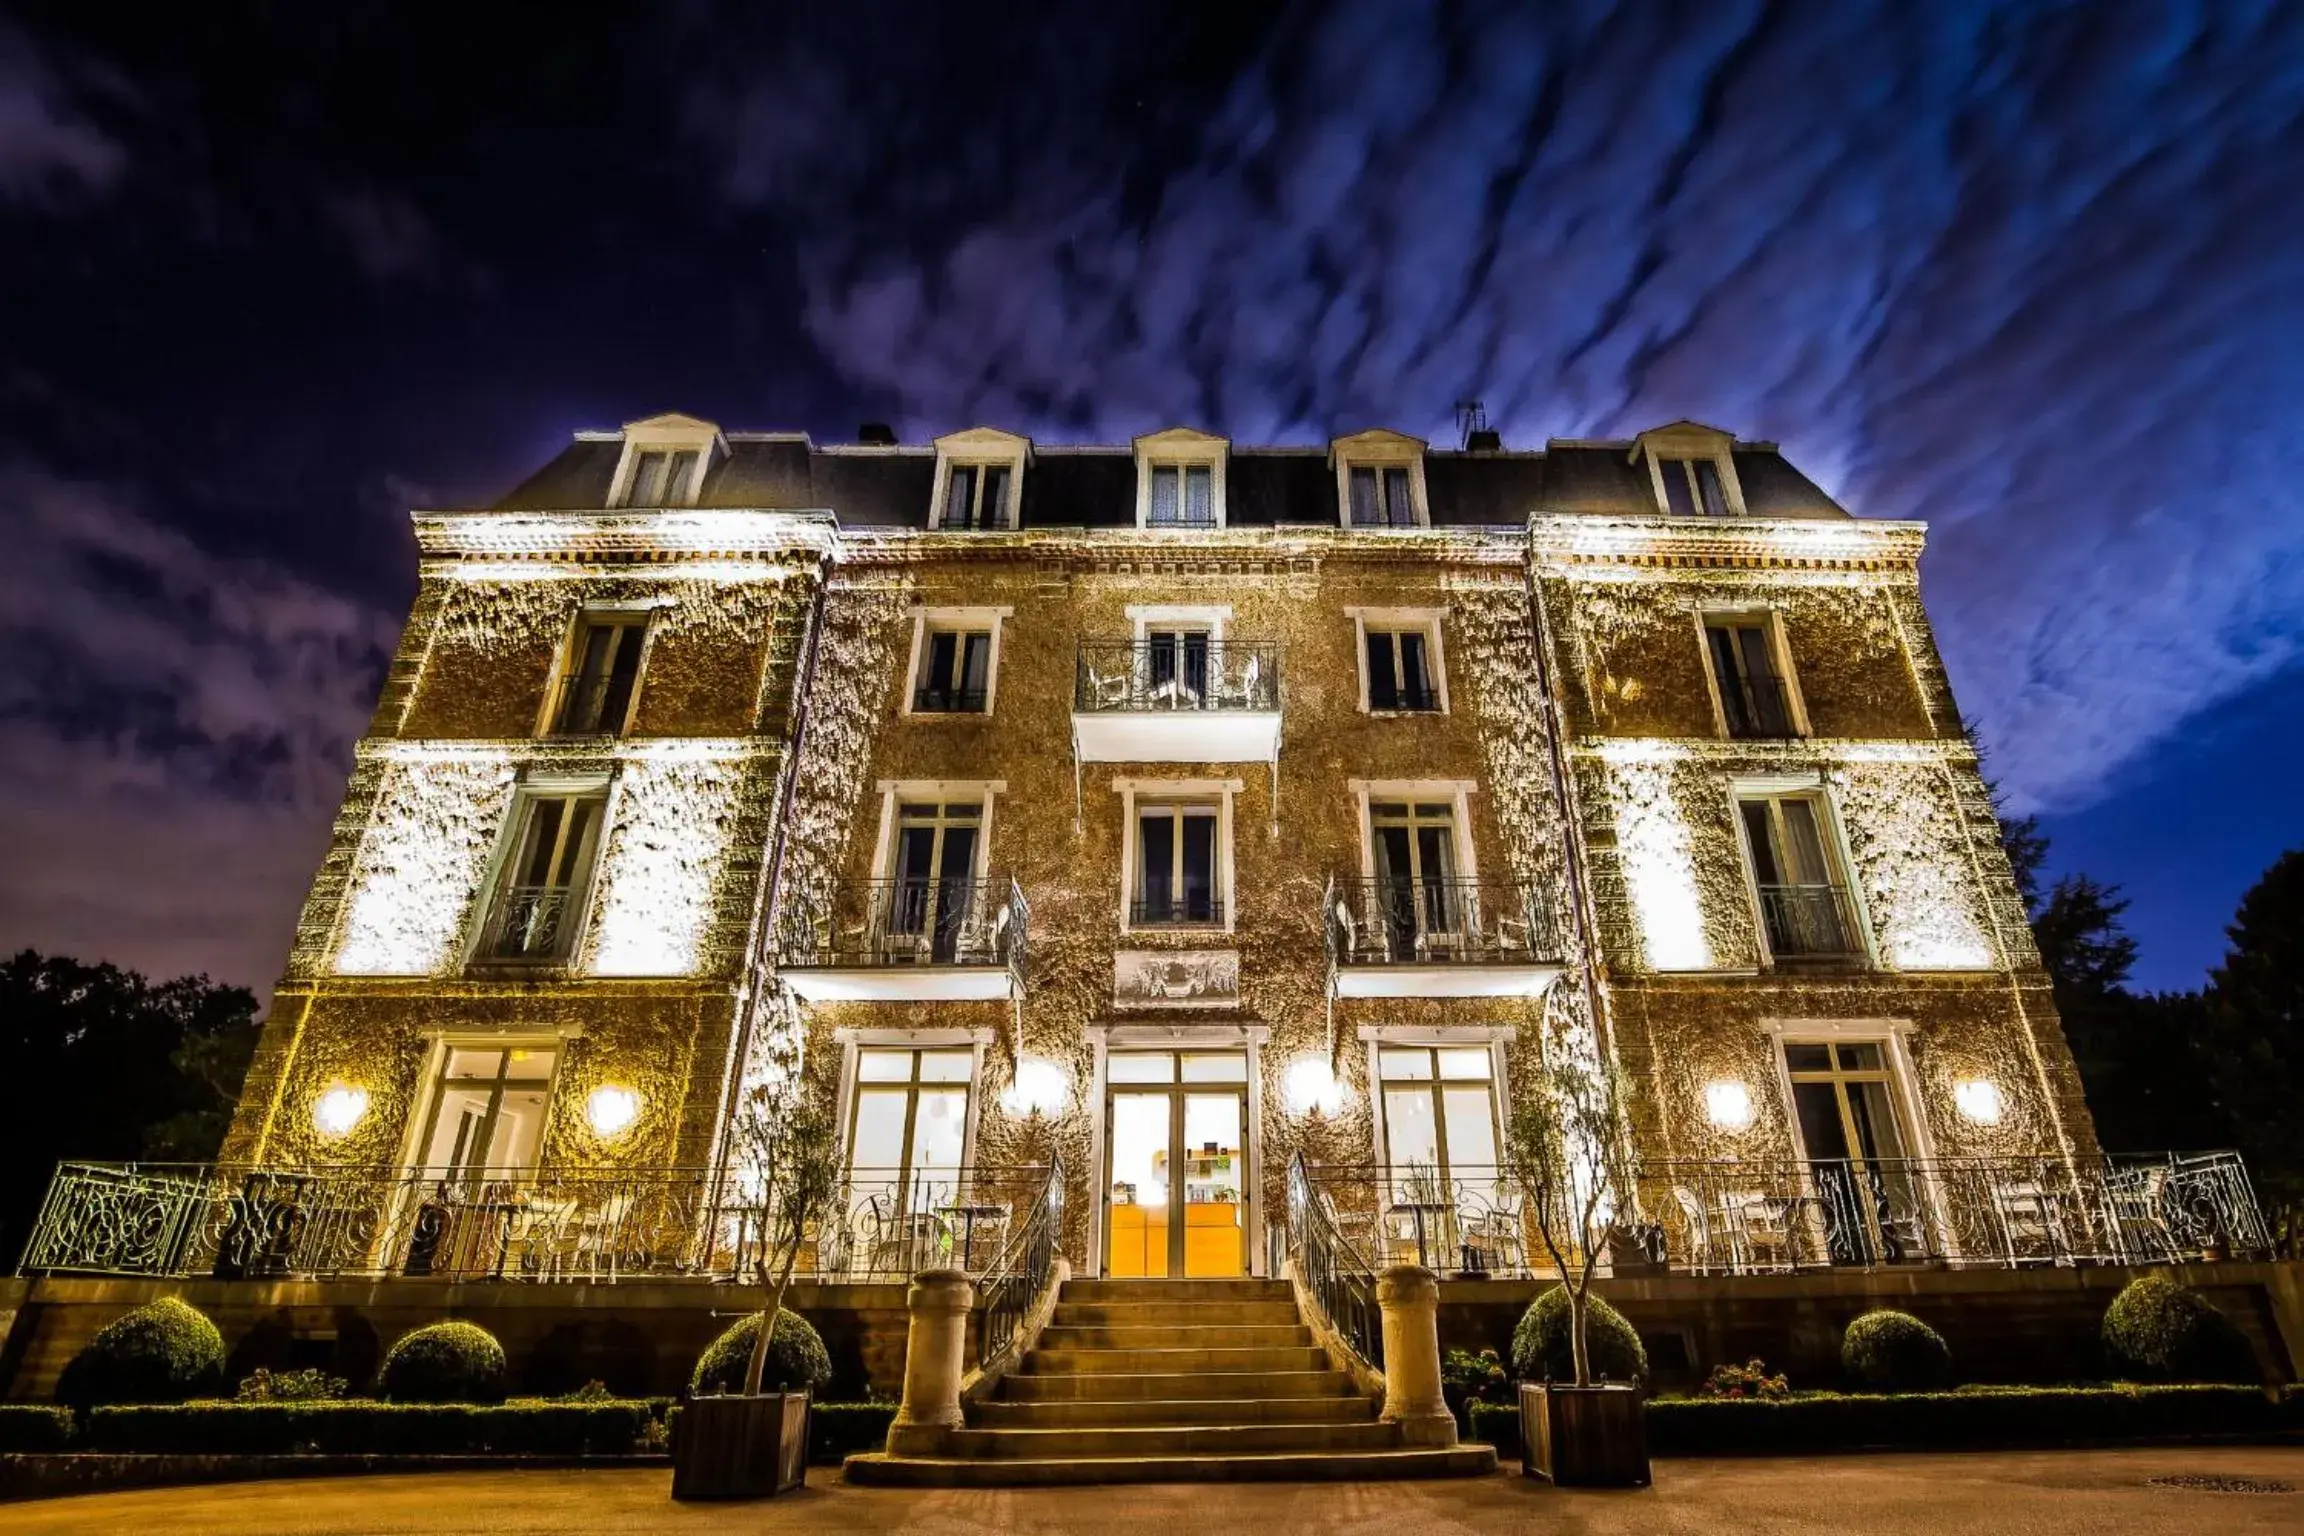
[910,683,988,714]
[779,876,1027,976]
[16,1161,1053,1284]
[1074,640,1281,713]
[480,885,576,963]
[1128,895,1226,929]
[1757,882,1860,959]
[1719,676,1797,739]
[1298,1151,2271,1278]
[547,671,631,737]
[1324,876,1558,968]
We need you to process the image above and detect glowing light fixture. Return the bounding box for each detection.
[1703,1079,1754,1132]
[1283,1054,1347,1119]
[313,1085,370,1139]
[586,1084,642,1139]
[1954,1079,2004,1126]
[1000,1057,1070,1119]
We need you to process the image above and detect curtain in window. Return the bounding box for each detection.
[945,465,977,527]
[1383,466,1412,523]
[1349,467,1378,524]
[980,465,1011,527]
[1184,466,1213,523]
[1150,466,1179,524]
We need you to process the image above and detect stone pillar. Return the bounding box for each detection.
[1375,1264,1456,1446]
[887,1269,974,1454]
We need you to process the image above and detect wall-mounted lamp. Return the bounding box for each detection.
[1283,1054,1348,1119]
[1001,1057,1070,1119]
[313,1085,370,1140]
[1954,1079,2005,1126]
[1703,1079,1754,1132]
[586,1084,642,1139]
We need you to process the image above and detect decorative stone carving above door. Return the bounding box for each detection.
[1113,949,1240,1009]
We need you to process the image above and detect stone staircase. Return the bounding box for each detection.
[845,1276,1496,1486]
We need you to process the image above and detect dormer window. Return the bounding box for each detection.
[1658,457,1729,517]
[1133,428,1228,530]
[1632,422,1746,519]
[930,427,1031,531]
[1331,430,1429,528]
[609,412,723,510]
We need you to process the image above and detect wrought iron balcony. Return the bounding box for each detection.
[479,884,577,963]
[1128,895,1227,929]
[546,670,632,737]
[1323,875,1563,997]
[1719,676,1798,739]
[16,1161,1053,1284]
[1756,881,1861,959]
[777,876,1026,1001]
[1295,1151,2272,1279]
[1073,640,1281,714]
[910,683,989,714]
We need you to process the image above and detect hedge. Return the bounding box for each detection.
[82,1401,657,1457]
[0,1405,75,1453]
[1841,1310,1954,1393]
[1467,1384,2303,1458]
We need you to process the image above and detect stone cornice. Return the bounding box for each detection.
[1573,735,1978,767]
[1529,514,1926,574]
[411,508,840,562]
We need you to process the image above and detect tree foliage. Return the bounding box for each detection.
[2200,850,2304,1209]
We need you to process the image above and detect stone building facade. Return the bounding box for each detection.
[196,411,2097,1288]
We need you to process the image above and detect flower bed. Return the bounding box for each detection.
[1469,1384,2304,1458]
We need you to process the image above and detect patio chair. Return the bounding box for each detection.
[1672,1185,1720,1272]
[1722,1191,1795,1271]
[1990,1179,2068,1265]
[2102,1166,2175,1263]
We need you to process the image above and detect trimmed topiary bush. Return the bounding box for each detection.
[54,1296,225,1408]
[690,1310,832,1397]
[1840,1309,1953,1392]
[1509,1286,1648,1385]
[2102,1274,2260,1384]
[378,1321,507,1404]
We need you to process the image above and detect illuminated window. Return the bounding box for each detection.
[1736,792,1861,961]
[843,1046,977,1262]
[1703,614,1799,738]
[618,448,701,508]
[412,1044,559,1181]
[1376,1045,1499,1189]
[547,611,649,736]
[478,788,606,964]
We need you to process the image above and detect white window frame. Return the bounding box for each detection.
[1349,779,1481,886]
[1760,1019,1941,1168]
[900,606,1011,717]
[606,414,723,509]
[539,600,664,738]
[1114,776,1241,934]
[1356,1023,1512,1172]
[867,780,1006,889]
[1331,430,1430,529]
[829,1025,994,1185]
[928,428,1030,531]
[1346,606,1450,714]
[1694,604,1811,738]
[1132,428,1229,530]
[466,771,616,969]
[1084,1020,1270,1278]
[394,1033,572,1176]
[1727,773,1876,968]
[1633,425,1748,520]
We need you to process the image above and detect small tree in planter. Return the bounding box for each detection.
[672,1048,843,1502]
[1501,1039,1650,1487]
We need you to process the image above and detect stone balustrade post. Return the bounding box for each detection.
[887,1268,974,1455]
[1375,1263,1456,1446]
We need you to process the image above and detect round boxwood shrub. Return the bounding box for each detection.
[1509,1286,1647,1385]
[378,1321,507,1403]
[1840,1309,1953,1392]
[2102,1274,2259,1384]
[691,1309,832,1397]
[55,1295,224,1408]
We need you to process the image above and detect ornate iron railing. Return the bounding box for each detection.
[1128,895,1226,929]
[479,884,577,962]
[1323,875,1558,968]
[1719,676,1797,739]
[1282,1152,1382,1370]
[547,670,631,736]
[1298,1152,2271,1278]
[1073,640,1281,713]
[910,683,988,713]
[778,876,1027,978]
[976,1156,1064,1371]
[1756,882,1860,959]
[17,1161,1052,1283]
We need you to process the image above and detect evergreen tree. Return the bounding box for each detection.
[2200,851,2304,1206]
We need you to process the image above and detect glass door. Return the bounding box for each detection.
[887,802,981,962]
[1784,1040,1920,1264]
[1104,1052,1249,1278]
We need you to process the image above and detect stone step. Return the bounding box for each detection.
[1000,1369,1360,1403]
[951,1421,1403,1458]
[844,1445,1500,1487]
[1036,1322,1312,1351]
[1022,1344,1330,1375]
[1059,1278,1295,1304]
[971,1395,1378,1429]
[1050,1300,1303,1328]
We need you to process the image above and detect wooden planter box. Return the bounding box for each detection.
[1520,1382,1649,1488]
[671,1392,810,1501]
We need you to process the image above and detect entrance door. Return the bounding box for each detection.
[1104,1051,1249,1278]
[1783,1040,1922,1264]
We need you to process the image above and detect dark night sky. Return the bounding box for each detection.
[3,1,2300,999]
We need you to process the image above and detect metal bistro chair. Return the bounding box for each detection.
[1990,1178,2069,1266]
[1721,1190,1795,1272]
[1672,1184,1723,1273]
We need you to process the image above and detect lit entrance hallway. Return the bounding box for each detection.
[844,1277,1495,1486]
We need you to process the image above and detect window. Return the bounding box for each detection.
[1378,1046,1501,1189]
[1782,1038,1920,1264]
[619,449,700,508]
[882,801,984,962]
[412,1044,558,1181]
[1147,464,1216,527]
[480,789,606,963]
[1656,456,1730,517]
[1368,799,1463,952]
[844,1047,976,1258]
[1144,625,1212,701]
[548,612,649,736]
[912,627,993,713]
[1132,802,1222,926]
[1737,792,1860,960]
[1347,465,1418,527]
[938,462,1015,530]
[1704,615,1797,738]
[1365,625,1440,712]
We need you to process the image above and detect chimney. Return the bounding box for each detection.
[1455,400,1501,452]
[857,422,898,446]
[1466,427,1503,452]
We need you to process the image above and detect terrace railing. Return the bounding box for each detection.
[1323,875,1558,970]
[976,1157,1064,1372]
[778,876,1027,978]
[1073,640,1281,713]
[16,1161,1052,1284]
